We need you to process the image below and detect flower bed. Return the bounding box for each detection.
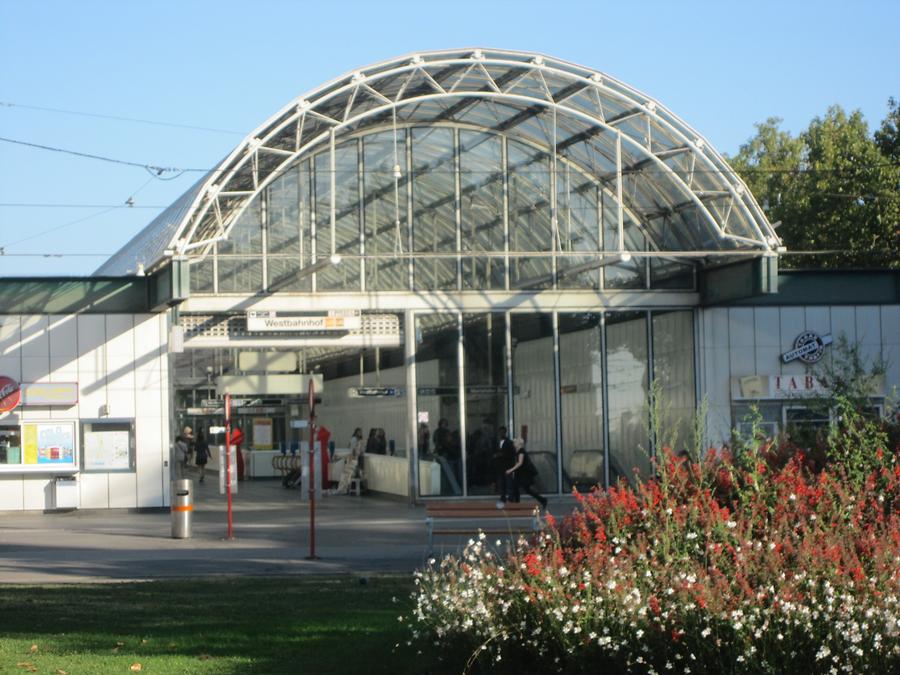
[408,448,900,673]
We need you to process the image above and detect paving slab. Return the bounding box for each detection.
[0,474,563,584]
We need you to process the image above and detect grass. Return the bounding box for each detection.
[0,575,430,675]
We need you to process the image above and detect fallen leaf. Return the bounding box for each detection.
[116,641,125,647]
[56,670,68,675]
[140,639,148,645]
[198,654,212,660]
[29,644,38,653]
[130,664,143,672]
[16,664,37,673]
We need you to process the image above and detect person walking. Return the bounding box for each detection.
[195,431,210,483]
[174,435,189,477]
[505,437,547,508]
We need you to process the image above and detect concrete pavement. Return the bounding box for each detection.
[0,474,565,584]
[0,477,429,584]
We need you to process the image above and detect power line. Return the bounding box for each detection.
[0,206,120,248]
[0,100,245,136]
[0,252,112,257]
[0,203,166,209]
[2,135,897,179]
[0,136,206,175]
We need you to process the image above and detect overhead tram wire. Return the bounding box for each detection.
[0,203,168,209]
[0,101,245,136]
[2,136,897,180]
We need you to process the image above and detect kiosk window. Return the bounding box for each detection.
[0,425,22,465]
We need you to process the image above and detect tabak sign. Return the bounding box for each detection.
[0,376,21,413]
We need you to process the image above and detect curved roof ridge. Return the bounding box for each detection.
[96,48,778,276]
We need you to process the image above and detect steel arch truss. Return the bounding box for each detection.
[100,49,780,275]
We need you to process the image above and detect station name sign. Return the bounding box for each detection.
[348,387,404,398]
[246,310,361,332]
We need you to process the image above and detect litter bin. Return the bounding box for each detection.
[171,479,193,539]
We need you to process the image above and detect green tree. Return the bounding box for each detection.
[729,102,899,269]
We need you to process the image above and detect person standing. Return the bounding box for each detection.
[311,414,331,489]
[493,426,516,505]
[231,425,246,481]
[182,425,195,465]
[174,435,189,477]
[505,437,547,508]
[195,431,210,483]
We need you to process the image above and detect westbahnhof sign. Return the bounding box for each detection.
[246,310,361,332]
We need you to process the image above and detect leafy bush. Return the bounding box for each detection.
[408,440,900,673]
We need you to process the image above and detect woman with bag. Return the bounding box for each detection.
[505,437,548,508]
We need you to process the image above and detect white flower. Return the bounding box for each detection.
[636,629,644,638]
[726,521,737,529]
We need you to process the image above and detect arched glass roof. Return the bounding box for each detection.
[97,48,779,278]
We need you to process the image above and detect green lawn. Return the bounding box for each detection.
[0,575,430,675]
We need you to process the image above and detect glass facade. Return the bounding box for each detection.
[199,126,700,295]
[409,308,695,497]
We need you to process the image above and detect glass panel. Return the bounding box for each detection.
[559,314,604,492]
[511,313,557,494]
[604,203,647,289]
[650,258,694,289]
[651,310,696,452]
[218,257,263,293]
[412,127,456,290]
[0,425,22,466]
[364,131,409,291]
[508,139,552,290]
[218,201,261,255]
[315,141,361,291]
[190,258,214,294]
[462,313,508,496]
[460,131,504,290]
[267,162,313,292]
[415,313,462,496]
[267,166,300,255]
[557,164,601,289]
[267,257,311,292]
[606,311,650,485]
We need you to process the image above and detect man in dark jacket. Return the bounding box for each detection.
[493,426,516,505]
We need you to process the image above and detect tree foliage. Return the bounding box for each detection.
[729,101,899,268]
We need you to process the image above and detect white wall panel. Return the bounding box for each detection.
[0,317,22,381]
[830,307,857,344]
[79,473,109,509]
[47,315,78,357]
[135,416,165,507]
[753,308,781,376]
[76,315,107,420]
[881,306,900,399]
[0,476,24,509]
[109,472,137,508]
[728,308,756,349]
[803,307,831,339]
[22,476,53,510]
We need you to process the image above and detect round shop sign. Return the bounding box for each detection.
[780,332,834,365]
[0,376,21,413]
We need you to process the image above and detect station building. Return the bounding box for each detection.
[1,49,898,510]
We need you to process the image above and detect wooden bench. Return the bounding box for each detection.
[424,500,542,551]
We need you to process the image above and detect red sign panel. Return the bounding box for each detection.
[0,376,21,413]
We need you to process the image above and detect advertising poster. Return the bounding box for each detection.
[252,417,273,449]
[19,423,76,466]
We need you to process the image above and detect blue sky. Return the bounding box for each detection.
[1,0,897,276]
